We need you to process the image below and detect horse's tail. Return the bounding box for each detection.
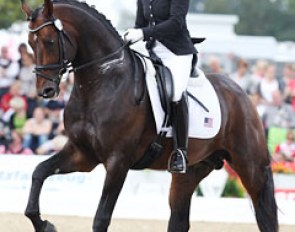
[255,150,278,232]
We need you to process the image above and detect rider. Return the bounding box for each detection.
[124,0,197,173]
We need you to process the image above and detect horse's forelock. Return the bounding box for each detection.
[30,7,42,21]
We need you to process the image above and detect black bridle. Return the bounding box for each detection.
[29,18,131,85]
[29,18,72,85]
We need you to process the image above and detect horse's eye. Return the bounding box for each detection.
[44,39,55,46]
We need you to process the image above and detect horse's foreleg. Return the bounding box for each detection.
[92,156,129,232]
[25,144,95,232]
[168,163,213,232]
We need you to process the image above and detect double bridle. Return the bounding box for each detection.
[29,18,130,85]
[29,18,72,85]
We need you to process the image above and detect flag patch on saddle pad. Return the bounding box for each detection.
[204,117,213,128]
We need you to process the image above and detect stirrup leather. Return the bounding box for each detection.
[168,149,187,174]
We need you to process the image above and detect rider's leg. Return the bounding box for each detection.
[152,41,194,173]
[168,93,189,173]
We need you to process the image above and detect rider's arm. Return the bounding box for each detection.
[141,0,189,41]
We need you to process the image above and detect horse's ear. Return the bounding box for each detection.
[43,0,53,18]
[21,0,33,19]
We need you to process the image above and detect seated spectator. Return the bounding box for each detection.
[0,110,12,146]
[26,89,43,118]
[7,96,28,133]
[0,46,19,98]
[0,80,28,113]
[280,63,295,95]
[0,130,33,155]
[36,121,68,155]
[22,107,52,152]
[273,129,295,162]
[283,64,295,110]
[262,91,295,136]
[45,100,64,139]
[18,52,36,96]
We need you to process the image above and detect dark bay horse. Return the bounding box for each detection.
[21,0,278,231]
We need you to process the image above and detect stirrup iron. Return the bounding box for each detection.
[168,149,187,174]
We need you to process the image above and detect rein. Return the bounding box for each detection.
[70,42,131,73]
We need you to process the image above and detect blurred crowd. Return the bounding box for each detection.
[205,55,295,163]
[0,43,71,155]
[0,43,295,163]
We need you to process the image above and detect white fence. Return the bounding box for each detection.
[0,155,294,225]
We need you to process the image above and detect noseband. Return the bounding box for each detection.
[29,19,72,85]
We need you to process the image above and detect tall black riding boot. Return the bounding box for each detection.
[168,94,189,173]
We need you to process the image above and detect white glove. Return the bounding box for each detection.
[124,29,144,43]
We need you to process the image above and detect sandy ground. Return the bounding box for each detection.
[0,213,294,232]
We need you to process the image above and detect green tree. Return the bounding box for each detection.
[0,0,42,29]
[191,0,295,41]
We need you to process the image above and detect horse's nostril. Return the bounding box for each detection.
[43,87,56,98]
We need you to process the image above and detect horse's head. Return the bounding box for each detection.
[21,0,77,98]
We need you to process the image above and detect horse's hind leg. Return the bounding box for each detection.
[25,143,97,232]
[229,147,278,232]
[168,163,213,232]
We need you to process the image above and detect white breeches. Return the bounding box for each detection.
[153,41,193,102]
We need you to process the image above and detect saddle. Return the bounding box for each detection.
[150,37,206,114]
[153,60,173,116]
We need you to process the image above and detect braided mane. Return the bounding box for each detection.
[33,0,124,42]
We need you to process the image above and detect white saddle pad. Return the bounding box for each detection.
[145,58,221,139]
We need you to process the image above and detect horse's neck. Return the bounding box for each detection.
[55,4,136,102]
[56,5,123,65]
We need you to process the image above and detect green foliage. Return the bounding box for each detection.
[221,178,245,198]
[195,178,245,198]
[190,0,295,42]
[0,0,42,29]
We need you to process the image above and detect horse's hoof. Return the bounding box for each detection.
[42,220,57,232]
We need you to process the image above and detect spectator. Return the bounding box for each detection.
[207,55,223,73]
[22,107,52,152]
[0,110,12,146]
[249,92,265,119]
[17,43,29,71]
[262,91,295,136]
[230,59,252,93]
[0,80,28,113]
[36,121,68,155]
[280,63,295,95]
[282,64,295,110]
[0,130,33,155]
[258,64,280,105]
[18,52,36,96]
[273,129,295,162]
[251,59,268,82]
[7,96,28,133]
[56,79,71,105]
[0,46,19,98]
[26,88,43,118]
[45,100,64,139]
